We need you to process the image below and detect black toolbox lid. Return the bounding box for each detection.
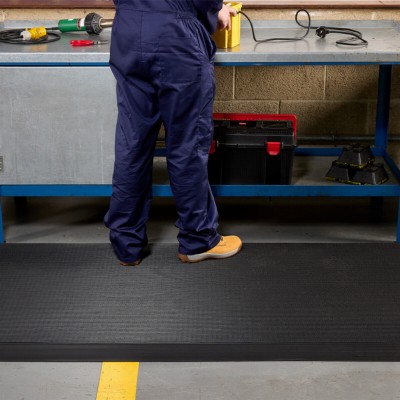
[213,119,296,147]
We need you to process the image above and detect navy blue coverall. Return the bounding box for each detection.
[104,0,223,263]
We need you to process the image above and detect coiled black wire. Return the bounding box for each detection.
[0,27,60,44]
[239,9,368,47]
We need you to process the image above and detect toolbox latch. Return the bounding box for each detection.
[266,141,281,156]
[209,140,217,155]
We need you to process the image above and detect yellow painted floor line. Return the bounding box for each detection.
[96,362,139,400]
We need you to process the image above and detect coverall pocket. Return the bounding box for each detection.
[190,18,217,63]
[158,37,202,84]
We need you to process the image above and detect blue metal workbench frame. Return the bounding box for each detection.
[1,62,400,244]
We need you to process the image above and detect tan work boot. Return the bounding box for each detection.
[178,236,242,263]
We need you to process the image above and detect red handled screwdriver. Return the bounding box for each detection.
[70,39,108,46]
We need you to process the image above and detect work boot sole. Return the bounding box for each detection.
[178,244,242,263]
[119,259,141,267]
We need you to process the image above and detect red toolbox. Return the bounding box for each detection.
[209,113,297,185]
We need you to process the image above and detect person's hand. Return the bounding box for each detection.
[217,4,237,31]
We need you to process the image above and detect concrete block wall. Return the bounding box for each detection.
[215,65,389,140]
[1,7,400,142]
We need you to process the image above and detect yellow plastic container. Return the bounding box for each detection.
[212,2,242,49]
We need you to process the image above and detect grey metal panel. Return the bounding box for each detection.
[1,20,400,64]
[0,67,117,184]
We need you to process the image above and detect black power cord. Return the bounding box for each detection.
[239,9,312,43]
[239,9,368,47]
[0,27,60,44]
[313,26,367,46]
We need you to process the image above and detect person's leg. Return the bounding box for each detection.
[105,11,161,264]
[157,35,221,256]
[105,73,161,264]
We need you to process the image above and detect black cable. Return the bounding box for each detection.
[239,9,311,43]
[313,26,368,46]
[239,8,368,47]
[296,16,368,46]
[0,28,61,45]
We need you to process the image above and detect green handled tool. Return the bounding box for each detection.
[58,13,114,35]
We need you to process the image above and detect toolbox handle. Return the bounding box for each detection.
[229,121,257,128]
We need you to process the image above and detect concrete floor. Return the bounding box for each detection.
[1,195,400,399]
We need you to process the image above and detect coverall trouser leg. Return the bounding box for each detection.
[104,8,220,263]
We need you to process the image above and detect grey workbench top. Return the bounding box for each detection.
[1,20,400,64]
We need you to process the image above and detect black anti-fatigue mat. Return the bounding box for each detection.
[1,243,400,361]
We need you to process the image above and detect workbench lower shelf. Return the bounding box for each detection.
[1,150,400,243]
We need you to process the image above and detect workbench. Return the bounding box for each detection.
[1,19,400,243]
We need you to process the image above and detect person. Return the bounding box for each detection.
[105,0,242,266]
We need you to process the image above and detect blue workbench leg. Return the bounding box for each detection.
[375,65,392,152]
[0,197,4,244]
[397,198,400,244]
[372,65,393,219]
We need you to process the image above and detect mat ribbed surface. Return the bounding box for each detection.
[1,243,400,361]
